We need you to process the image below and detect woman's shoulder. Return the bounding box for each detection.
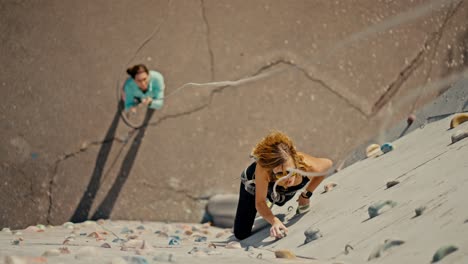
[149,70,164,79]
[298,151,333,172]
[123,77,137,91]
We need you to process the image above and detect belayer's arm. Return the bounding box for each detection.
[150,71,165,110]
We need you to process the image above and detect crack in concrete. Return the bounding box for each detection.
[45,136,130,224]
[200,0,215,80]
[264,59,369,117]
[411,0,464,113]
[140,180,210,202]
[371,0,463,115]
[146,59,368,128]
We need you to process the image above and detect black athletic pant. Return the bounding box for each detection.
[233,182,258,240]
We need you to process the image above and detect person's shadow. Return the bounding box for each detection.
[70,102,154,222]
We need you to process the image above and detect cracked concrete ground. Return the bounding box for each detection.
[1,0,467,229]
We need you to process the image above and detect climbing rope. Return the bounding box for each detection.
[270,166,337,203]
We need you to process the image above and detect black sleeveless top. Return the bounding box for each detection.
[244,162,309,206]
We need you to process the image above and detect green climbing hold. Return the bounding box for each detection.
[431,245,458,263]
[368,200,397,219]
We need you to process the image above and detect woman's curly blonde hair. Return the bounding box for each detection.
[251,131,307,175]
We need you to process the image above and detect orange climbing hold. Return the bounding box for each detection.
[450,113,468,129]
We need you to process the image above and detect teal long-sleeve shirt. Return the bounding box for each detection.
[123,70,165,111]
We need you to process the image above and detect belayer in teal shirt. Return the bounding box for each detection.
[123,64,165,113]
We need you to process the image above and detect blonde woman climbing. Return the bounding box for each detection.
[234,131,333,239]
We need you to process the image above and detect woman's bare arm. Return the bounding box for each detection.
[298,152,333,193]
[254,165,276,224]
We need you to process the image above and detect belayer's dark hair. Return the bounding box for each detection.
[126,64,149,79]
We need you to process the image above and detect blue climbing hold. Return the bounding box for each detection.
[168,236,181,246]
[380,143,394,154]
[194,236,207,242]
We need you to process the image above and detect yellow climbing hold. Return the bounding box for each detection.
[274,249,296,259]
[450,113,468,129]
[366,144,381,158]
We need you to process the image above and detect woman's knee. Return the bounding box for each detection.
[233,228,251,240]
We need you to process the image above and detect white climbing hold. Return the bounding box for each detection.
[304,227,322,244]
[366,144,381,157]
[42,249,61,257]
[225,241,242,249]
[75,246,99,259]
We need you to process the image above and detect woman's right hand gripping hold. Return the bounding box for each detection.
[254,164,288,239]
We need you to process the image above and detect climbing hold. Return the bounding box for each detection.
[87,231,105,240]
[274,249,296,259]
[431,245,458,263]
[42,249,61,257]
[415,206,426,217]
[122,256,149,264]
[386,180,399,189]
[407,114,416,126]
[4,256,47,264]
[256,253,263,259]
[62,222,74,229]
[226,241,242,249]
[121,227,133,234]
[366,144,381,158]
[2,227,12,234]
[80,141,89,151]
[112,238,127,243]
[296,204,310,214]
[101,243,111,248]
[304,227,321,244]
[168,236,181,246]
[368,200,397,219]
[451,129,468,144]
[59,247,71,254]
[24,226,41,232]
[122,239,145,249]
[11,237,23,246]
[74,246,99,260]
[136,225,145,230]
[380,143,394,154]
[194,236,207,242]
[154,230,169,238]
[368,239,405,260]
[324,182,337,192]
[344,244,354,255]
[450,113,468,129]
[153,252,175,262]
